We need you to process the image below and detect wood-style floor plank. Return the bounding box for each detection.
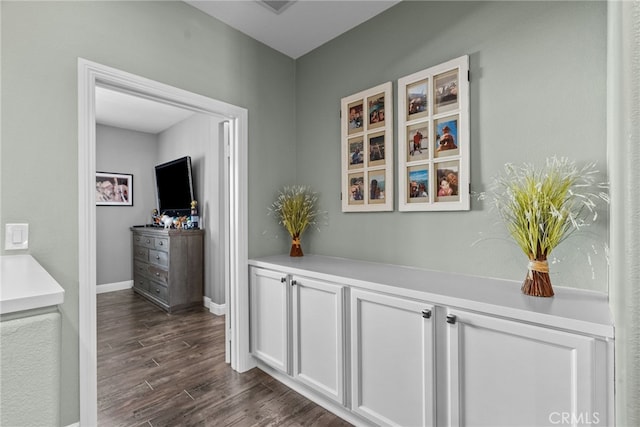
[97,290,352,427]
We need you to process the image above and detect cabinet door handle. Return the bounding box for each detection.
[422,309,432,319]
[280,277,287,283]
[446,314,457,325]
[291,280,297,286]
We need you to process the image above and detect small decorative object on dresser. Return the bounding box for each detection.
[487,157,608,297]
[131,226,204,312]
[189,200,199,229]
[269,185,321,257]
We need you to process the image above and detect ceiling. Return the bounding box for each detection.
[185,0,401,59]
[95,0,399,134]
[95,86,196,134]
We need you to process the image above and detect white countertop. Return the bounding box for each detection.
[250,254,614,338]
[0,255,65,315]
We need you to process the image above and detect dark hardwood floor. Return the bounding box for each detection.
[97,290,351,427]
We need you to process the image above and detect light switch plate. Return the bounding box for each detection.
[5,223,29,250]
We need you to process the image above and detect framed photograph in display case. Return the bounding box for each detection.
[341,82,393,212]
[348,137,365,169]
[397,55,470,211]
[347,172,365,205]
[407,122,429,162]
[435,160,461,203]
[406,79,429,121]
[368,170,387,204]
[347,100,364,135]
[407,164,429,203]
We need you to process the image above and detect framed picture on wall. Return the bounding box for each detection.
[341,82,393,212]
[397,55,470,211]
[96,172,133,206]
[347,100,365,135]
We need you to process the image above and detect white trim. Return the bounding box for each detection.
[203,296,226,315]
[78,58,250,426]
[96,280,133,294]
[64,423,80,427]
[210,302,226,316]
[607,2,640,425]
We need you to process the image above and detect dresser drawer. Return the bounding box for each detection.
[149,281,168,303]
[149,249,168,267]
[134,260,149,276]
[148,265,168,285]
[133,234,155,249]
[154,238,169,250]
[133,274,150,292]
[133,246,149,262]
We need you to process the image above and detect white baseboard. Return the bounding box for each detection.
[96,280,133,294]
[203,296,226,316]
[64,422,80,427]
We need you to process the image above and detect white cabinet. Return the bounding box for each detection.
[250,267,346,404]
[248,255,614,427]
[446,309,609,427]
[291,276,346,404]
[350,288,435,427]
[250,267,290,374]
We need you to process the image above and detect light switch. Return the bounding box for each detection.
[5,223,29,250]
[12,229,23,244]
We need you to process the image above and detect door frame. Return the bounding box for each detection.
[78,58,253,426]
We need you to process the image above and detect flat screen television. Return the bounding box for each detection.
[155,156,195,217]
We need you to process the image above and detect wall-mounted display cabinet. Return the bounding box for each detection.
[249,255,614,427]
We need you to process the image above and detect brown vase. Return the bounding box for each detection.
[289,234,303,257]
[522,257,554,297]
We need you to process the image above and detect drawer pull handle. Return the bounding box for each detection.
[146,239,151,244]
[422,309,432,319]
[159,241,164,246]
[156,255,160,260]
[446,314,457,325]
[155,288,160,293]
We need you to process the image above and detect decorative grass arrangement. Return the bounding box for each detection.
[489,157,608,297]
[270,185,321,257]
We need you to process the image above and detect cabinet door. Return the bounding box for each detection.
[446,309,599,427]
[291,276,345,405]
[250,267,290,374]
[351,288,435,426]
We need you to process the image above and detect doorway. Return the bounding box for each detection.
[78,59,252,426]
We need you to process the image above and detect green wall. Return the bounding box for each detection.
[1,1,295,423]
[1,0,612,424]
[294,1,609,291]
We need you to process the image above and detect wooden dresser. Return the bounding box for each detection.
[131,226,204,312]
